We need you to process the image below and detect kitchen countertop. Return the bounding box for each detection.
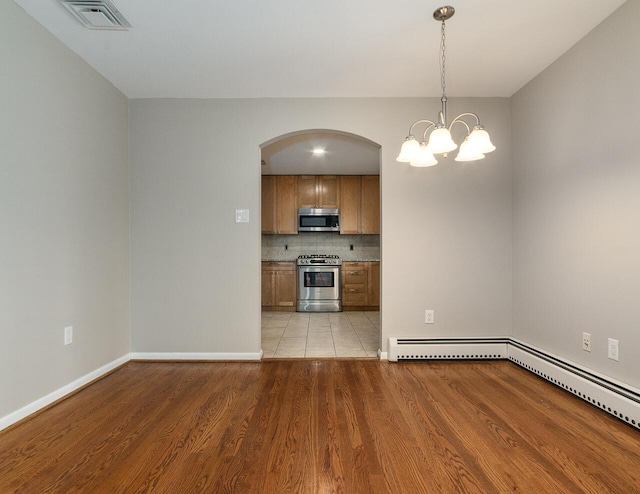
[262,258,380,262]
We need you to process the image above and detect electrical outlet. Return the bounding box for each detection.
[582,332,591,352]
[64,326,73,346]
[425,310,434,324]
[608,338,619,361]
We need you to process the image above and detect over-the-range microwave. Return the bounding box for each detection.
[297,208,340,232]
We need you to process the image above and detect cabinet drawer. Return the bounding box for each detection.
[343,284,367,305]
[262,261,295,272]
[343,269,367,284]
[343,262,366,269]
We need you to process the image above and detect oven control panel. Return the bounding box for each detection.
[297,255,342,266]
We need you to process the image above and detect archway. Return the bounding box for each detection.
[260,129,382,359]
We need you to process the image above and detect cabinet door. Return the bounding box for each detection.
[297,175,318,208]
[275,270,296,307]
[368,262,380,307]
[339,176,360,234]
[261,269,275,306]
[318,176,339,208]
[297,175,339,208]
[261,176,276,234]
[276,176,297,234]
[361,176,380,234]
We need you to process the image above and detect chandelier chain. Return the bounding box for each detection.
[440,19,447,100]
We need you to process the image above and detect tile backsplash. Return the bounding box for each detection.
[262,233,380,261]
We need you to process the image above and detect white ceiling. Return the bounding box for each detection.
[13,0,626,99]
[12,0,626,175]
[262,131,381,175]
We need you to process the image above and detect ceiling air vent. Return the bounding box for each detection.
[60,0,131,30]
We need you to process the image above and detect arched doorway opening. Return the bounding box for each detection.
[259,129,381,358]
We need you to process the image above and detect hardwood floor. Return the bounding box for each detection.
[1,360,639,493]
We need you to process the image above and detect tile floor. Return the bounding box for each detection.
[262,311,380,358]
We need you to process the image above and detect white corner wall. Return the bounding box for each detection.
[512,0,640,388]
[0,2,130,420]
[129,97,512,355]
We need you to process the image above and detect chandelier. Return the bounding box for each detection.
[397,5,495,167]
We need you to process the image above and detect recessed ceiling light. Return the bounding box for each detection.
[312,148,326,156]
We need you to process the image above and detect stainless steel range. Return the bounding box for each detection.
[296,255,342,312]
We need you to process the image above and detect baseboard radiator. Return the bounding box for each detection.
[388,337,640,430]
[388,337,510,361]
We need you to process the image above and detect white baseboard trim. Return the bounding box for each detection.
[1,351,264,432]
[508,340,640,430]
[130,352,263,361]
[387,337,640,430]
[0,354,130,432]
[378,349,388,360]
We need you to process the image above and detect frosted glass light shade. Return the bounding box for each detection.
[468,127,496,153]
[455,137,485,162]
[410,143,438,167]
[427,127,458,154]
[396,136,420,162]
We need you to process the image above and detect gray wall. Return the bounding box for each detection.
[10,0,634,425]
[512,0,640,387]
[129,98,512,353]
[0,2,130,418]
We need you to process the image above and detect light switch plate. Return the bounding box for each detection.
[235,209,249,223]
[64,326,73,345]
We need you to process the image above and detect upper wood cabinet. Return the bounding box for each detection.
[361,175,380,234]
[339,175,380,234]
[262,175,297,234]
[263,174,378,235]
[339,176,361,234]
[297,175,339,209]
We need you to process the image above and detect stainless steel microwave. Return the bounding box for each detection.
[297,208,340,232]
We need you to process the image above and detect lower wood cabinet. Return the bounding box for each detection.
[341,261,380,309]
[262,261,379,311]
[262,262,296,310]
[368,261,380,307]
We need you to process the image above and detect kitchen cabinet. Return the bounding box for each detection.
[342,261,379,309]
[339,175,380,234]
[262,262,296,310]
[368,261,380,307]
[360,176,380,234]
[338,176,360,234]
[342,262,368,307]
[262,175,297,234]
[297,175,339,209]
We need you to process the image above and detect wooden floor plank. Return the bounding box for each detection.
[1,360,639,493]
